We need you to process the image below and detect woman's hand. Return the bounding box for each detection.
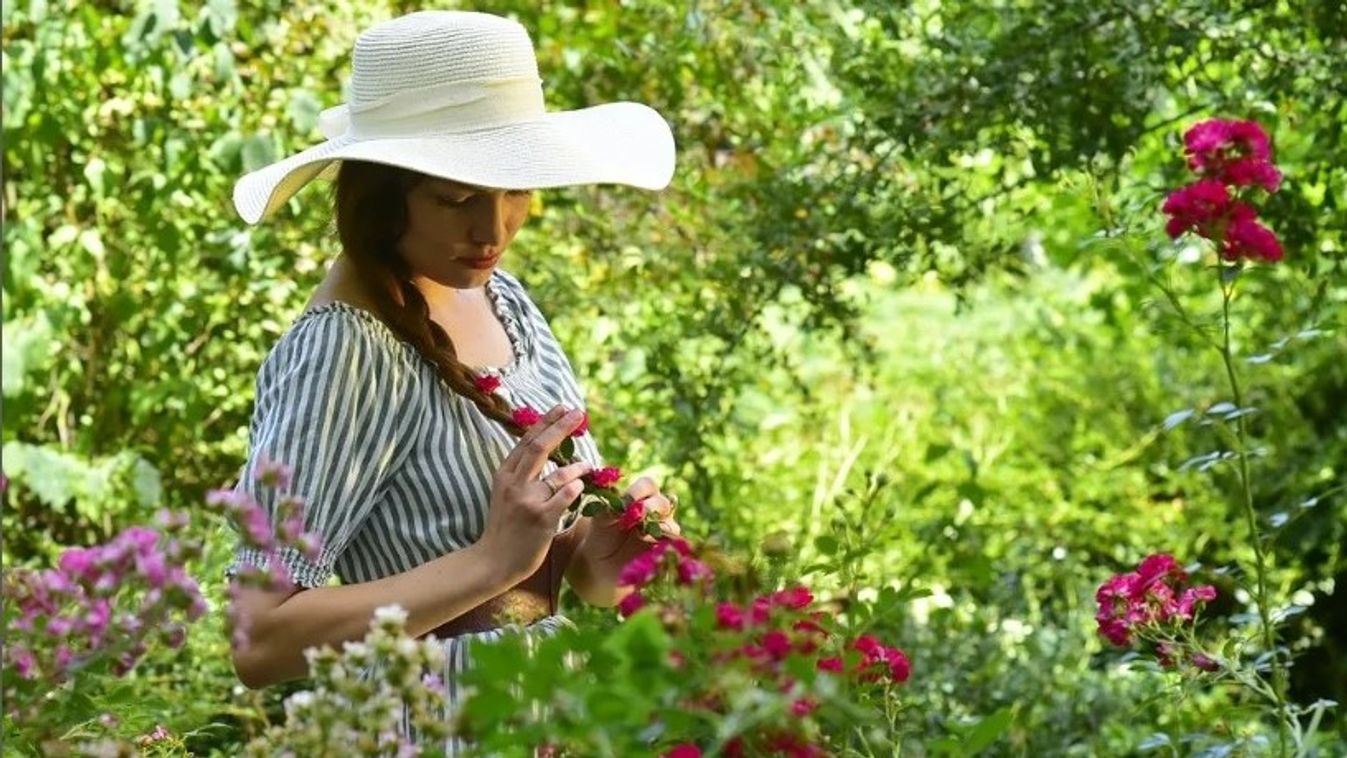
[475,405,592,583]
[569,476,681,604]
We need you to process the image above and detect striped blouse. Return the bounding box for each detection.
[223,267,603,752]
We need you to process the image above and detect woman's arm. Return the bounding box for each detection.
[232,541,524,689]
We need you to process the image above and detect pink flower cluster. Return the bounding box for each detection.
[1096,553,1217,648]
[208,456,324,650]
[1162,118,1284,262]
[3,512,206,688]
[616,537,713,616]
[1183,119,1282,191]
[618,540,910,757]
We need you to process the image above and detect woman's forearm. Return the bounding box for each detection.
[233,541,523,688]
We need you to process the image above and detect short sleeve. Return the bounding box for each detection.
[224,308,419,588]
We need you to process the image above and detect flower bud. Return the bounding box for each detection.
[762,530,792,557]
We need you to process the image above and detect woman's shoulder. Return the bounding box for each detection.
[262,301,419,384]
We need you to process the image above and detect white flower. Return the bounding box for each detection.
[395,638,419,658]
[342,641,370,659]
[289,691,315,707]
[373,604,408,626]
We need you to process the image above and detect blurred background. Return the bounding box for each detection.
[3,0,1345,753]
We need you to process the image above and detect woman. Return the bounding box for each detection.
[223,9,681,749]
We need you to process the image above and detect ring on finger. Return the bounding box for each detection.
[542,475,560,498]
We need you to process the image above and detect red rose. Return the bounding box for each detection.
[511,407,543,427]
[588,466,622,488]
[615,499,647,531]
[473,374,501,393]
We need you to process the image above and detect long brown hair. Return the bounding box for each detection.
[332,159,535,442]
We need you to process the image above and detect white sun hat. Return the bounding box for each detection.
[232,10,676,225]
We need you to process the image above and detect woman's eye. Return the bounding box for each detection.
[437,195,471,207]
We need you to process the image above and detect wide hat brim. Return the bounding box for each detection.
[233,101,675,225]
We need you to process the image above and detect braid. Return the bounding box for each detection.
[333,160,550,448]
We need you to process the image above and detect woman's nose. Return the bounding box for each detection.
[469,193,508,244]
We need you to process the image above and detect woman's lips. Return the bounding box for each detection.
[459,251,501,270]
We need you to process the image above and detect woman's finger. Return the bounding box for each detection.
[515,408,589,481]
[538,460,594,503]
[502,405,568,475]
[622,476,659,503]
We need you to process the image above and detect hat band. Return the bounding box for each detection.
[318,76,546,139]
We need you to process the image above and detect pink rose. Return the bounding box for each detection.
[816,656,844,673]
[615,500,646,531]
[715,602,745,631]
[770,585,813,610]
[675,558,713,585]
[617,591,646,617]
[473,374,501,394]
[511,407,543,427]
[588,466,622,488]
[1162,180,1231,240]
[762,630,793,661]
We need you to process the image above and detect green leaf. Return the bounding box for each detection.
[287,88,323,133]
[963,708,1014,754]
[240,134,276,172]
[559,436,576,460]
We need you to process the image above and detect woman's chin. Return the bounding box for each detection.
[422,262,498,289]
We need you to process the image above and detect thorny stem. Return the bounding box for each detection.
[1218,271,1291,756]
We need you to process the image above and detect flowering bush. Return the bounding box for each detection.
[1,510,206,752]
[454,535,912,756]
[206,455,326,652]
[1103,116,1339,755]
[1095,553,1219,671]
[241,605,452,757]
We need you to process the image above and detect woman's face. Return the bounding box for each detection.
[397,176,533,289]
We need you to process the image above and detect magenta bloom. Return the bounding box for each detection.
[816,656,845,673]
[615,499,646,531]
[715,602,745,630]
[662,744,702,758]
[675,557,713,585]
[588,466,622,488]
[58,548,98,580]
[852,634,883,657]
[1223,157,1282,192]
[617,549,662,587]
[511,406,543,427]
[1162,179,1231,239]
[1192,653,1220,672]
[1223,213,1284,262]
[791,697,819,717]
[762,630,793,661]
[473,373,501,394]
[617,591,646,617]
[1183,118,1276,184]
[852,635,911,683]
[1096,553,1217,648]
[770,585,814,610]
